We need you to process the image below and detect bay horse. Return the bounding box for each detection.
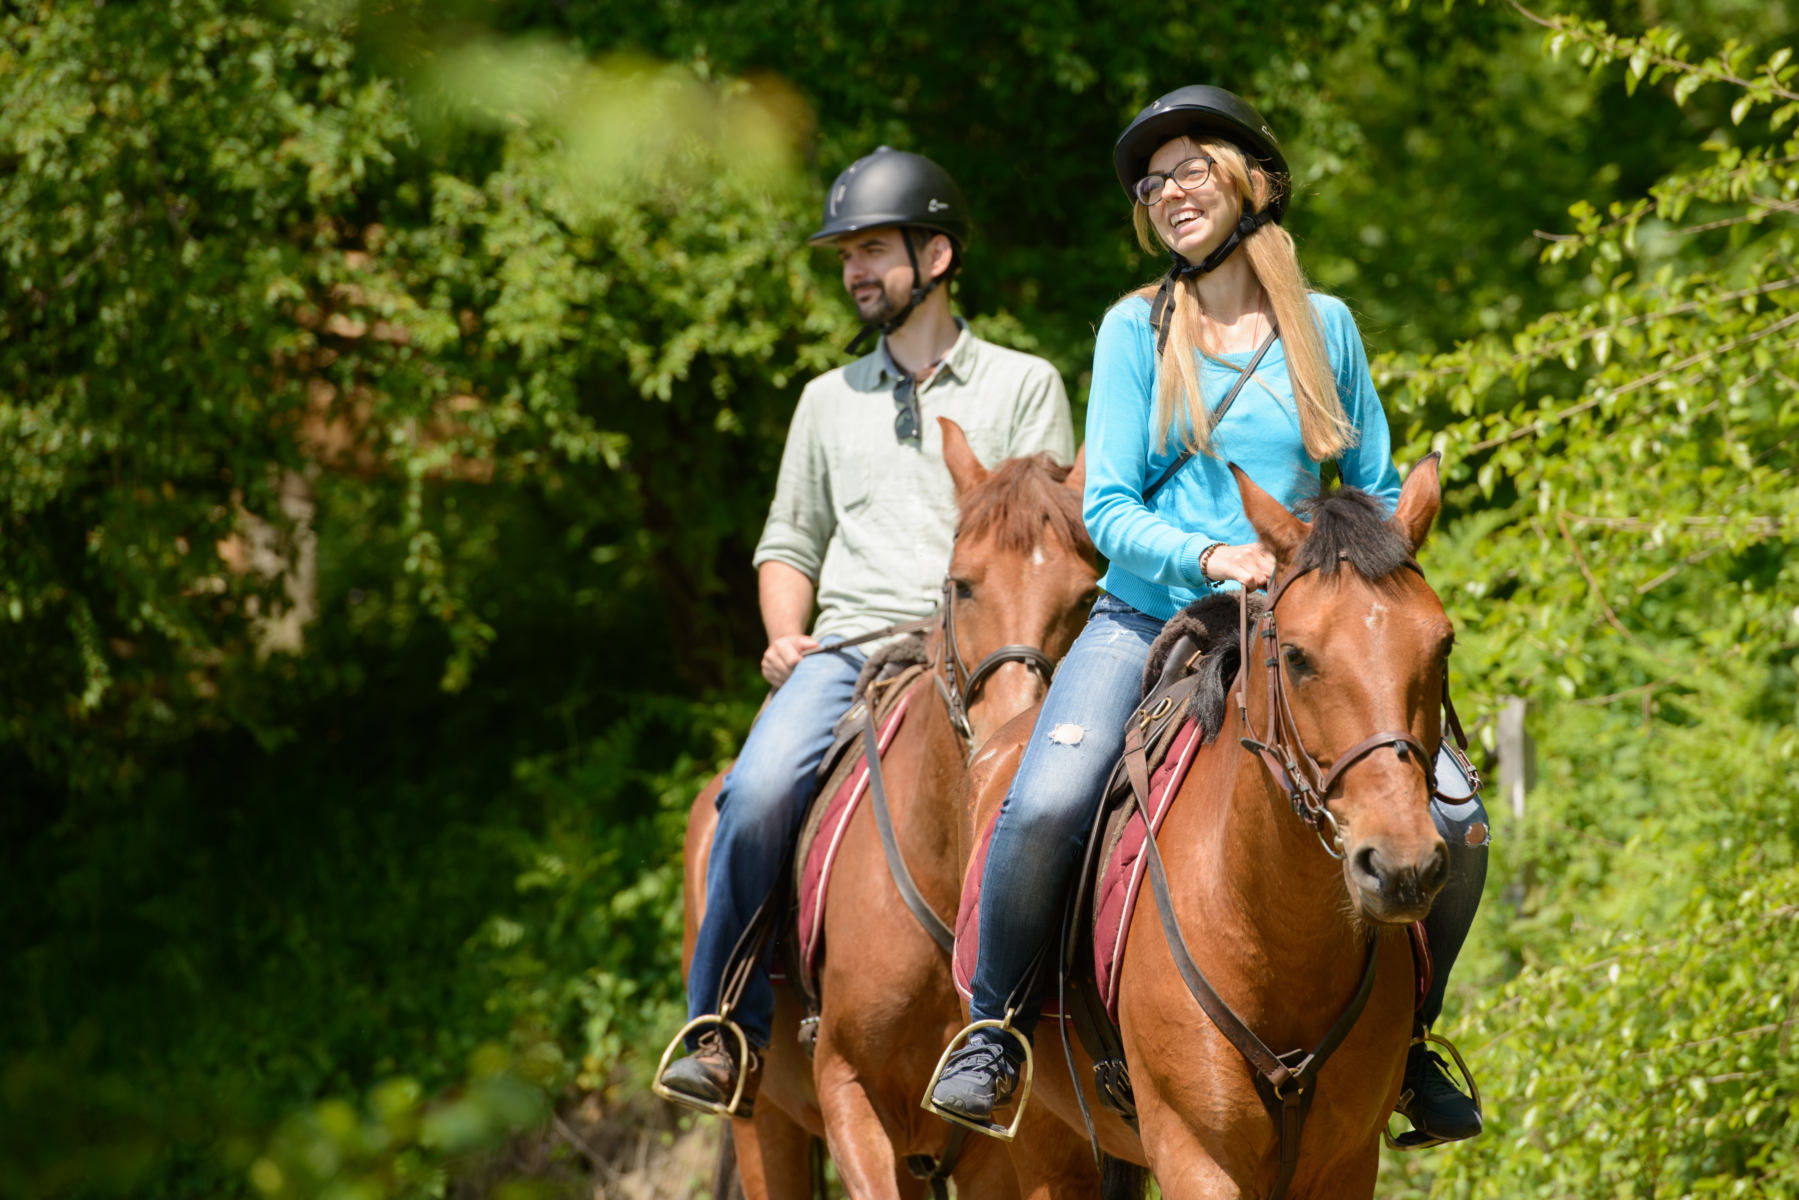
[964,456,1455,1199]
[681,417,1100,1198]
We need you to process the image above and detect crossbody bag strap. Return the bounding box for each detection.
[1141,324,1280,504]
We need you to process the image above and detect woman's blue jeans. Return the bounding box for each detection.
[686,642,865,1050]
[968,593,1488,1035]
[970,594,1163,1029]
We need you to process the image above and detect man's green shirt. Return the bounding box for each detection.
[754,322,1075,643]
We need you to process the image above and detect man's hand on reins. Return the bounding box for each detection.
[1204,542,1277,591]
[762,633,820,687]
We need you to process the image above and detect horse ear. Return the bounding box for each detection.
[1063,443,1087,497]
[1392,453,1442,554]
[1229,463,1306,563]
[938,417,989,498]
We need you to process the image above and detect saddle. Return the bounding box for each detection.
[949,597,1242,1024]
[792,647,930,993]
[739,636,930,1038]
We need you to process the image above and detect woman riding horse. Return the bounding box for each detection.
[929,85,1487,1146]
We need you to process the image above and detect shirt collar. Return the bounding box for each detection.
[875,318,974,386]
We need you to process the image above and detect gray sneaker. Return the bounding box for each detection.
[928,1033,1022,1122]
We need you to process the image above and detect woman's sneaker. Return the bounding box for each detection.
[928,1031,1023,1122]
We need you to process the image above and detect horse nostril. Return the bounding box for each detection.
[1422,843,1450,895]
[1352,845,1382,888]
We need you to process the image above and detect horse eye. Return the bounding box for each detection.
[954,579,974,600]
[1282,645,1313,675]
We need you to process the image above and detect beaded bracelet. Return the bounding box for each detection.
[1197,541,1223,581]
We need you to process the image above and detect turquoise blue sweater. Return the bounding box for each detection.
[1084,293,1402,621]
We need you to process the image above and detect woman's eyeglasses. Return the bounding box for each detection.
[893,375,920,442]
[1133,155,1214,206]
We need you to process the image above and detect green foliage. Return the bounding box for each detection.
[5,0,1798,1196]
[1373,7,1799,1196]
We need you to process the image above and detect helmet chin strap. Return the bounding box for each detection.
[1148,205,1275,354]
[846,234,955,355]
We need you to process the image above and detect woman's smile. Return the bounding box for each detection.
[1146,138,1237,259]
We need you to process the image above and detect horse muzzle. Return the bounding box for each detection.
[1345,835,1449,925]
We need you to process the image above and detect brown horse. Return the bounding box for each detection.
[963,457,1454,1199]
[682,418,1100,1198]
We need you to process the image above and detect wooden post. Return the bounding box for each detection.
[1496,696,1534,820]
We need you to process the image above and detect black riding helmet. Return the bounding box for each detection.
[1115,87,1291,352]
[810,147,970,353]
[1113,85,1290,219]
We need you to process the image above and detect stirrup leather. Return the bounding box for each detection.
[1384,1029,1481,1151]
[920,1013,1036,1141]
[652,1014,755,1118]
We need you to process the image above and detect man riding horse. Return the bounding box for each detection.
[658,147,1076,1113]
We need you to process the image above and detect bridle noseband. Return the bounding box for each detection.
[1236,551,1448,859]
[936,574,1057,747]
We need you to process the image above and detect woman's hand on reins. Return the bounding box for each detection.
[1203,542,1277,591]
[762,633,821,687]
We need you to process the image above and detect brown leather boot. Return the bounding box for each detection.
[659,1032,761,1115]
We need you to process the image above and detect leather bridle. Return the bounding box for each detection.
[934,573,1057,747]
[1236,551,1468,858]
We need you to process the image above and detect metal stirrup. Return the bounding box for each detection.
[920,1011,1036,1141]
[651,1014,755,1118]
[1384,1029,1483,1151]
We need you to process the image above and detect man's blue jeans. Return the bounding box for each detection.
[969,593,1487,1034]
[686,642,865,1050]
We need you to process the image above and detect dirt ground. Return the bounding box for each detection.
[556,1093,730,1200]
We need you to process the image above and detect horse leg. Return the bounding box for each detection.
[813,1032,926,1200]
[729,1106,817,1200]
[1325,1144,1381,1198]
[1001,1100,1101,1200]
[1135,1108,1246,1200]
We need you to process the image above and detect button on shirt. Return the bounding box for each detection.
[754,320,1076,642]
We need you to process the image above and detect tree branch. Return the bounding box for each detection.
[1507,0,1799,101]
[1389,276,1799,384]
[1463,312,1799,452]
[1556,510,1638,641]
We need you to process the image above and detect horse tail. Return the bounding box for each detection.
[711,1124,745,1200]
[1100,1153,1150,1200]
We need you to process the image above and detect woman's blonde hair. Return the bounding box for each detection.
[1129,138,1355,462]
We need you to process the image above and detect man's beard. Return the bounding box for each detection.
[854,284,901,327]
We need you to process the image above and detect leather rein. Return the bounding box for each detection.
[844,576,1057,1198]
[1123,552,1467,1200]
[845,572,1060,958]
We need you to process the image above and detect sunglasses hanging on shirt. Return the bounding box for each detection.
[893,375,921,442]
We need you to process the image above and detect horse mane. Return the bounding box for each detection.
[1290,486,1414,583]
[1140,593,1249,746]
[1141,487,1411,745]
[956,452,1093,557]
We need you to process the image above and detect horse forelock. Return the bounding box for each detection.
[955,453,1093,558]
[1290,487,1413,584]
